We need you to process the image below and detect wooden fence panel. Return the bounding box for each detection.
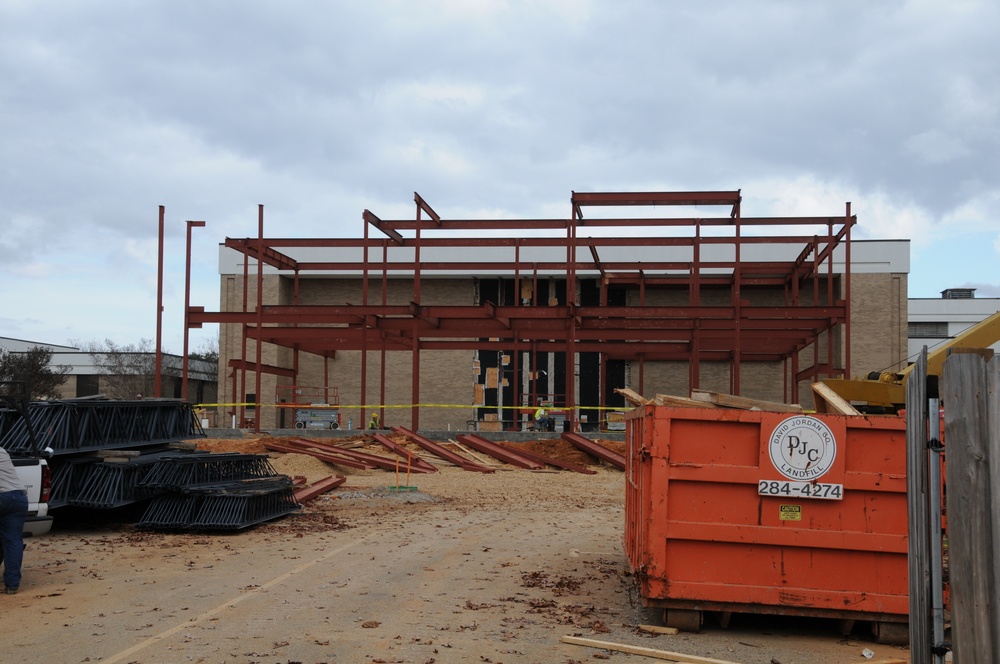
[988,356,1000,659]
[906,351,930,664]
[943,354,996,662]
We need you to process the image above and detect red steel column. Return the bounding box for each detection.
[844,202,852,378]
[254,205,264,433]
[360,214,369,430]
[182,219,205,402]
[155,206,165,398]
[732,199,742,395]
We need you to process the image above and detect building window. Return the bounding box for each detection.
[76,374,100,397]
[908,322,949,338]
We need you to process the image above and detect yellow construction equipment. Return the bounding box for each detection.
[822,309,1000,413]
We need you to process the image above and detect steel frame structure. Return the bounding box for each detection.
[181,190,855,432]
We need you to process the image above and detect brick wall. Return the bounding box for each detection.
[217,272,907,426]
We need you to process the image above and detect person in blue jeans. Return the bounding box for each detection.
[0,446,28,595]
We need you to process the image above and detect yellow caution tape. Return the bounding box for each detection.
[197,402,626,412]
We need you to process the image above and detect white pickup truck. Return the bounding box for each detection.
[11,455,53,536]
[2,384,53,537]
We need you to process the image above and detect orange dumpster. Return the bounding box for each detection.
[624,405,909,633]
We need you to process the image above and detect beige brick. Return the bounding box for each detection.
[217,271,901,427]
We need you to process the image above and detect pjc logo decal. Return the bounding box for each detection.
[768,416,836,481]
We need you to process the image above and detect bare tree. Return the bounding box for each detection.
[82,338,158,400]
[0,346,70,400]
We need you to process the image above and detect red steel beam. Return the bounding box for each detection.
[502,445,598,475]
[263,441,377,470]
[561,432,626,469]
[370,433,439,473]
[455,434,544,469]
[201,190,851,423]
[571,191,741,208]
[293,475,346,503]
[391,426,495,473]
[282,437,437,474]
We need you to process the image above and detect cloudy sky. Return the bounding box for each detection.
[2,0,998,354]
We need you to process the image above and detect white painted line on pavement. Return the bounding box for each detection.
[102,536,365,664]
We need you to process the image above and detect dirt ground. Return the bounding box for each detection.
[3,435,912,664]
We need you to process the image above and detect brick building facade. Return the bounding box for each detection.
[214,239,908,432]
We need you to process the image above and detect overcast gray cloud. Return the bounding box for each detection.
[2,0,998,351]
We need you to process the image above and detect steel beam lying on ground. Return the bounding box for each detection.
[454,434,544,469]
[281,437,438,474]
[293,475,347,503]
[561,432,625,469]
[263,441,378,470]
[391,426,495,473]
[370,434,439,473]
[505,446,597,475]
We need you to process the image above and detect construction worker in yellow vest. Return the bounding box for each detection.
[534,403,553,431]
[369,412,380,430]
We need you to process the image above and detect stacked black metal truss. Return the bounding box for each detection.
[137,454,299,531]
[51,450,195,509]
[139,453,279,490]
[139,477,300,531]
[2,399,299,531]
[0,399,205,456]
[49,457,99,508]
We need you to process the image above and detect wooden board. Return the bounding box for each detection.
[690,389,803,413]
[811,381,861,415]
[637,624,680,636]
[614,387,649,406]
[652,394,719,409]
[560,635,740,663]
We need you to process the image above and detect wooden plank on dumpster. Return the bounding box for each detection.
[690,389,803,413]
[560,635,740,663]
[614,387,649,406]
[812,381,861,415]
[653,394,720,409]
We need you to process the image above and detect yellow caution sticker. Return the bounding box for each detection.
[779,505,802,521]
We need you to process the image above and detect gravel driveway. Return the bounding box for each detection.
[3,440,911,664]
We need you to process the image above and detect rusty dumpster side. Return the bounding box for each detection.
[624,405,909,623]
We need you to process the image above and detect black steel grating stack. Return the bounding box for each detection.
[139,477,299,531]
[49,448,201,509]
[3,398,301,531]
[137,456,299,530]
[0,398,205,456]
[138,453,279,490]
